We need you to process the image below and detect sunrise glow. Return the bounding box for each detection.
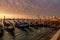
[0,13,18,19]
[0,13,31,19]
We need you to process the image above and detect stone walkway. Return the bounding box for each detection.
[50,29,60,40]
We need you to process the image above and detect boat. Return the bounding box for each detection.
[3,21,14,32]
[34,22,40,27]
[0,24,4,36]
[15,21,29,28]
[29,22,34,27]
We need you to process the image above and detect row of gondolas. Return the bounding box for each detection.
[0,20,56,36]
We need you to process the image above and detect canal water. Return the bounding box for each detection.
[0,27,57,40]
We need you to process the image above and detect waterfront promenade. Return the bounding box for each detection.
[51,29,60,40]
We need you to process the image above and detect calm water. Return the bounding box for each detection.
[0,27,57,40]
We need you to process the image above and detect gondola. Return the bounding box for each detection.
[29,22,34,27]
[0,24,4,36]
[3,21,15,32]
[34,22,40,27]
[15,21,29,28]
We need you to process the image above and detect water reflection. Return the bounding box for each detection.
[0,27,58,40]
[17,28,28,32]
[0,34,3,40]
[8,31,15,40]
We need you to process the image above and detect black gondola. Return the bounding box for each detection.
[29,22,34,27]
[0,24,4,36]
[15,21,29,28]
[3,21,15,32]
[34,22,40,27]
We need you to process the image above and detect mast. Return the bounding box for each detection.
[3,16,5,23]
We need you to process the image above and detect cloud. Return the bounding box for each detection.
[0,0,60,17]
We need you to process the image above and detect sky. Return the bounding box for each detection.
[0,0,60,18]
